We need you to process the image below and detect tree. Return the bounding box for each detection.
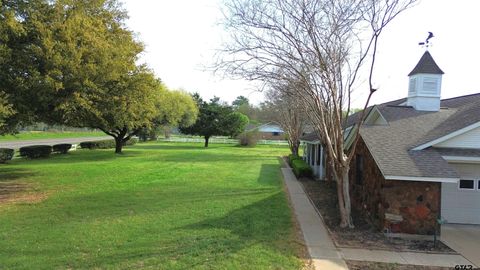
[225,111,249,138]
[0,0,45,134]
[180,95,248,147]
[232,95,249,108]
[219,0,416,228]
[265,79,306,156]
[0,0,162,153]
[62,66,161,153]
[0,93,15,134]
[141,88,198,140]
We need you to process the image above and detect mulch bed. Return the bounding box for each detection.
[298,177,455,253]
[346,261,452,270]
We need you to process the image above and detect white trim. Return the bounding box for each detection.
[384,175,459,183]
[300,139,321,144]
[344,125,357,150]
[412,121,480,150]
[442,156,480,164]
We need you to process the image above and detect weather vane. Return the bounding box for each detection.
[418,32,434,49]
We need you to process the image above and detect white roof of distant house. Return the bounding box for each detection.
[248,122,284,133]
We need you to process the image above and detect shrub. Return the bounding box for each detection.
[80,139,115,149]
[0,148,14,163]
[238,131,258,147]
[80,138,137,150]
[124,137,138,146]
[291,158,313,178]
[19,145,52,159]
[53,144,72,154]
[288,154,301,165]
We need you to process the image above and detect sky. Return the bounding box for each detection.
[122,0,480,108]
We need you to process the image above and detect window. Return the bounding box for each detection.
[272,132,279,136]
[355,154,364,185]
[478,180,480,190]
[459,179,474,190]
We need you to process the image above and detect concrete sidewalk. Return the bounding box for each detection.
[281,168,348,270]
[281,167,474,269]
[341,247,472,267]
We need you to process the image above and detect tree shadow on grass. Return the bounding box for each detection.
[175,192,304,267]
[0,167,34,182]
[30,149,142,165]
[0,168,36,203]
[256,164,283,186]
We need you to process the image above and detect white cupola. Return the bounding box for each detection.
[406,51,444,111]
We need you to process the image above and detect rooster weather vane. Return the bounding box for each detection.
[418,32,434,49]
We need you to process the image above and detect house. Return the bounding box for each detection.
[301,51,480,235]
[246,122,285,140]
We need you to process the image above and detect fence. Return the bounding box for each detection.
[160,137,289,146]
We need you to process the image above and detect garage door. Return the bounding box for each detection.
[441,163,480,224]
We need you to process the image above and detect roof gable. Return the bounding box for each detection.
[414,121,480,150]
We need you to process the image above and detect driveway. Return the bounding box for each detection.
[0,136,110,149]
[441,224,480,267]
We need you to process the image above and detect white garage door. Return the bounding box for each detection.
[441,163,480,224]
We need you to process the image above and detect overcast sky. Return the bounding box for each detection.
[123,0,480,108]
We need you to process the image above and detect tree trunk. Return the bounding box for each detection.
[334,164,354,228]
[291,141,299,156]
[114,137,123,154]
[204,136,210,147]
[164,127,171,139]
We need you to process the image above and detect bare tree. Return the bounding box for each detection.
[265,78,306,157]
[218,0,416,228]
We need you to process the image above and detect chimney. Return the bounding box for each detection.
[407,51,444,111]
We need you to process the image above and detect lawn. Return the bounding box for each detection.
[0,142,304,269]
[0,131,106,141]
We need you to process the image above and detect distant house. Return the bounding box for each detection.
[247,122,285,140]
[301,51,480,235]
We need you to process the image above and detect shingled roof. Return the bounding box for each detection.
[300,93,480,181]
[408,51,444,76]
[363,93,480,180]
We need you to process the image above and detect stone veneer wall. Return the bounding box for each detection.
[349,136,386,230]
[349,136,440,235]
[382,180,440,235]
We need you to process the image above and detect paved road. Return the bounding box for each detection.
[0,136,110,149]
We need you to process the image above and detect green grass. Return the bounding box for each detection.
[0,131,106,141]
[0,142,303,269]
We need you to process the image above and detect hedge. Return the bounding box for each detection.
[80,138,138,150]
[0,148,14,163]
[53,144,72,154]
[19,145,52,159]
[291,158,313,178]
[80,140,116,149]
[288,154,302,164]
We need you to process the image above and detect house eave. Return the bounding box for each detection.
[412,121,480,150]
[442,156,480,164]
[384,175,459,183]
[300,139,321,144]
